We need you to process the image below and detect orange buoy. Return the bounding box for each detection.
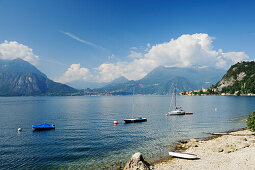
[114,121,118,125]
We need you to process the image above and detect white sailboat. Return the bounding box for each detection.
[124,88,147,123]
[168,86,185,115]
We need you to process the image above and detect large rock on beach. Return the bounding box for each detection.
[124,152,150,170]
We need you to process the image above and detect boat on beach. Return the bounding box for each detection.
[169,151,197,159]
[168,86,185,115]
[124,88,147,123]
[32,123,55,130]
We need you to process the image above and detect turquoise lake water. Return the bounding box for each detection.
[0,95,253,169]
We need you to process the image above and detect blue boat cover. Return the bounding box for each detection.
[32,123,54,129]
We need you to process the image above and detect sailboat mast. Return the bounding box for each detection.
[132,87,135,119]
[175,86,176,108]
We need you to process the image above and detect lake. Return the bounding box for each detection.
[0,95,253,169]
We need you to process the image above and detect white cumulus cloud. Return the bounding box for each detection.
[55,64,91,83]
[144,34,248,69]
[128,51,143,59]
[0,40,39,65]
[216,51,249,68]
[94,33,249,82]
[57,33,249,83]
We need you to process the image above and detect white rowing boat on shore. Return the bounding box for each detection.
[169,152,198,159]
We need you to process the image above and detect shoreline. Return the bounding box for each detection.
[152,128,255,169]
[148,127,247,166]
[180,94,255,97]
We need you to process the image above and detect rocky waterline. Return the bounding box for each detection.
[122,128,255,170]
[153,129,255,169]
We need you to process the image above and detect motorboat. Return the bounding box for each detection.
[32,123,55,130]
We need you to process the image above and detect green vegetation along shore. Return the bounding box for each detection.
[180,61,255,96]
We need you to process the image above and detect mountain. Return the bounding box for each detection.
[93,66,225,95]
[108,76,129,84]
[141,66,224,88]
[0,58,46,77]
[213,61,255,95]
[66,80,107,89]
[0,59,79,96]
[66,76,129,89]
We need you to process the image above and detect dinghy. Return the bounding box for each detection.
[32,123,55,130]
[169,151,197,159]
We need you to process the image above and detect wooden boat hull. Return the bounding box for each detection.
[169,151,197,159]
[124,118,147,123]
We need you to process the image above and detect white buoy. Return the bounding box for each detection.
[18,128,22,131]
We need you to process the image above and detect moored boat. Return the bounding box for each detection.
[169,107,185,115]
[124,88,147,123]
[32,123,55,130]
[168,86,185,116]
[124,117,147,123]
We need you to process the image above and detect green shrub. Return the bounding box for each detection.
[247,111,255,131]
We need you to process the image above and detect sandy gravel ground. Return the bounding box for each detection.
[153,129,255,170]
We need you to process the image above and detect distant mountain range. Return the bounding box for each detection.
[0,59,79,96]
[66,80,107,89]
[66,76,129,89]
[91,66,225,95]
[0,58,226,96]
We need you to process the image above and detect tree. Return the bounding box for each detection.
[247,111,255,131]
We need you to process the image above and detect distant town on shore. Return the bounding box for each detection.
[179,87,255,96]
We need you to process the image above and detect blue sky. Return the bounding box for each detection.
[0,0,254,83]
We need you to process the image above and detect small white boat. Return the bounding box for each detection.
[168,86,185,115]
[169,107,185,115]
[169,151,197,159]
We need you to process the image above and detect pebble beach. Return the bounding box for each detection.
[153,129,255,170]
